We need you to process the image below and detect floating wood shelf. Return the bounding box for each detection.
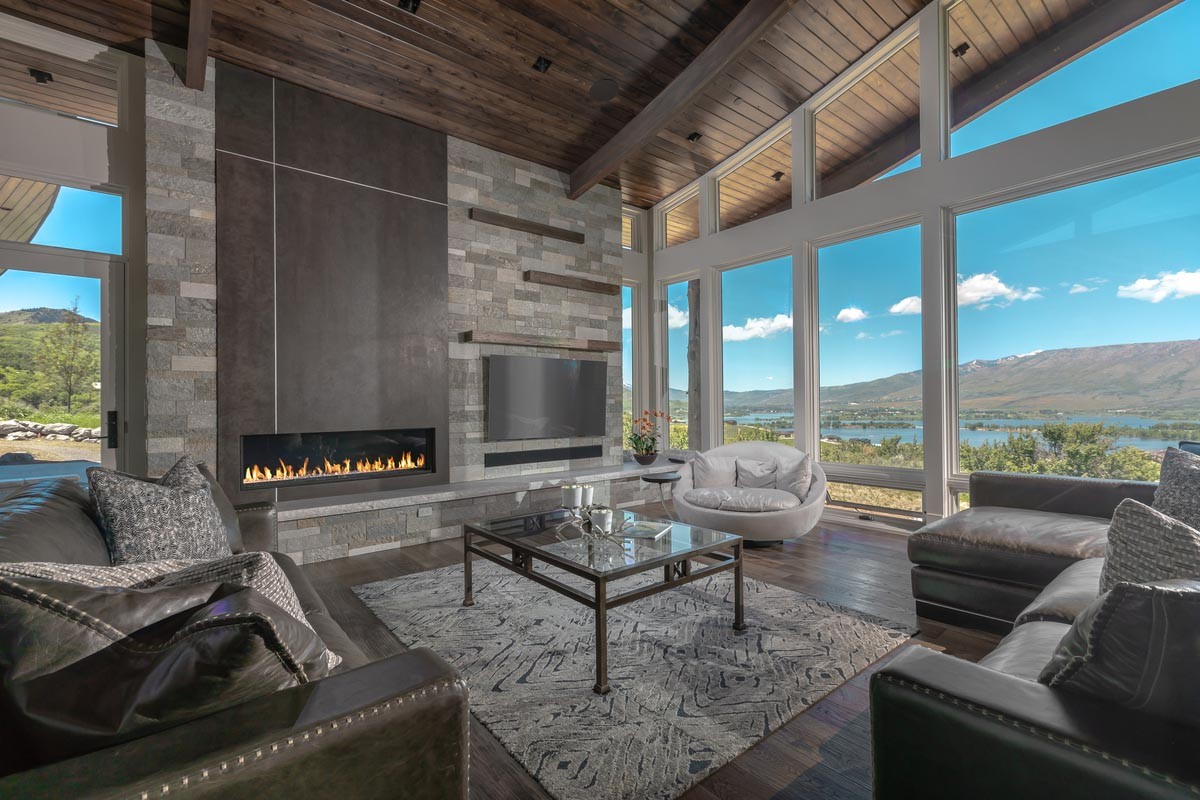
[462,330,620,353]
[468,207,585,244]
[523,269,620,295]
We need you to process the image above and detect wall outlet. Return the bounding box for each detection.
[417,506,433,518]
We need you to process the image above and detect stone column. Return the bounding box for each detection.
[143,41,217,475]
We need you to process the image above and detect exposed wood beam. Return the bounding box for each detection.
[185,0,213,90]
[567,0,797,200]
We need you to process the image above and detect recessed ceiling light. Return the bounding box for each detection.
[771,171,785,182]
[687,132,703,143]
[532,56,552,73]
[28,68,53,84]
[589,77,618,102]
[396,0,420,13]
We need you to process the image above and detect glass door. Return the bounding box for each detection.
[0,242,124,479]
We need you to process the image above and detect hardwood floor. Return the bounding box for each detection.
[303,509,1001,800]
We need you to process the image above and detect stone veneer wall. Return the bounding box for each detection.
[144,42,218,475]
[276,475,664,564]
[446,138,625,483]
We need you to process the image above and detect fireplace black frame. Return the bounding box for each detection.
[240,427,435,490]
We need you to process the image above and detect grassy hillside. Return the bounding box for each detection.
[0,307,101,426]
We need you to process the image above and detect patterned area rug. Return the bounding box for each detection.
[354,560,912,800]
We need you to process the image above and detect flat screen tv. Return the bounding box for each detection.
[487,355,606,441]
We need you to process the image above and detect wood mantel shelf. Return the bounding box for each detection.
[523,270,620,295]
[468,208,585,244]
[462,330,620,353]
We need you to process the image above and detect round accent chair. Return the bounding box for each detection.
[673,441,826,546]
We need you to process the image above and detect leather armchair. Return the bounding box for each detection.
[0,649,469,800]
[872,647,1200,799]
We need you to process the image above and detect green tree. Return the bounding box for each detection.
[34,298,99,413]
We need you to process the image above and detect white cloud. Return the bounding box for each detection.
[881,329,904,337]
[836,306,868,323]
[766,376,775,381]
[722,313,793,342]
[957,273,1042,307]
[889,296,921,315]
[1068,283,1095,295]
[1117,269,1200,303]
[667,304,689,329]
[622,306,632,329]
[855,331,872,340]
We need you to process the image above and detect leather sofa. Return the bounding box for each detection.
[0,476,468,799]
[908,470,1157,632]
[873,470,1200,798]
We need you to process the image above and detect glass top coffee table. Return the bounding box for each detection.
[463,508,745,694]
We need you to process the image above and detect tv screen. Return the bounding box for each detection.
[487,355,607,441]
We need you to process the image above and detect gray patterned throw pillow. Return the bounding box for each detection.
[1153,446,1200,530]
[0,553,340,671]
[87,456,231,565]
[1100,498,1200,593]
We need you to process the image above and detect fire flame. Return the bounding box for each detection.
[244,452,425,485]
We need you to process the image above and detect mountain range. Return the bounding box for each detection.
[661,340,1200,415]
[0,307,97,325]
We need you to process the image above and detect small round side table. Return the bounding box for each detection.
[641,472,681,520]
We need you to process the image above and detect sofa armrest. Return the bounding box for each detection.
[871,646,1200,799]
[0,649,468,800]
[676,462,694,492]
[968,471,1157,519]
[236,502,277,552]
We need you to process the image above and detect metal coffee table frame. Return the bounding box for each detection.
[463,511,745,694]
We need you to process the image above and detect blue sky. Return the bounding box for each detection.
[645,1,1200,393]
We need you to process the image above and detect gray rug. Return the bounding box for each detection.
[354,561,912,800]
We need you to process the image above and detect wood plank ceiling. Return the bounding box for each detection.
[0,175,59,242]
[0,0,1175,222]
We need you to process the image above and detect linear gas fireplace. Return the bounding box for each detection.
[241,428,434,490]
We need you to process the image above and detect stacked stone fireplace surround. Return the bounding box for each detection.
[146,44,662,565]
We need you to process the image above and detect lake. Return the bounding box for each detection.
[723,412,1193,452]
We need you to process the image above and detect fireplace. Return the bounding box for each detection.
[240,428,434,490]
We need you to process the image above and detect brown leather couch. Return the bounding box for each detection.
[0,476,468,799]
[873,471,1200,798]
[908,470,1157,632]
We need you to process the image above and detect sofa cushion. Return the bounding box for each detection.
[908,506,1109,587]
[1015,557,1103,626]
[1040,579,1200,728]
[736,458,777,489]
[88,456,231,565]
[268,552,369,670]
[0,573,330,770]
[0,478,109,566]
[683,487,800,513]
[197,462,244,553]
[1102,498,1200,593]
[691,453,737,489]
[978,620,1071,681]
[1153,446,1200,530]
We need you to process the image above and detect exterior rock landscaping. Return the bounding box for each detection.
[0,420,104,444]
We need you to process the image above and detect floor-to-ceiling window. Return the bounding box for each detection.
[621,284,635,447]
[721,256,793,445]
[954,155,1200,481]
[817,224,923,514]
[665,278,701,450]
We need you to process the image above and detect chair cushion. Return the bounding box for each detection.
[1102,498,1200,593]
[1015,557,1103,626]
[978,620,1071,681]
[736,458,777,489]
[0,478,109,566]
[691,453,737,488]
[908,506,1109,587]
[1153,446,1200,530]
[87,456,231,565]
[1040,579,1200,728]
[0,572,330,770]
[683,487,800,513]
[776,452,813,500]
